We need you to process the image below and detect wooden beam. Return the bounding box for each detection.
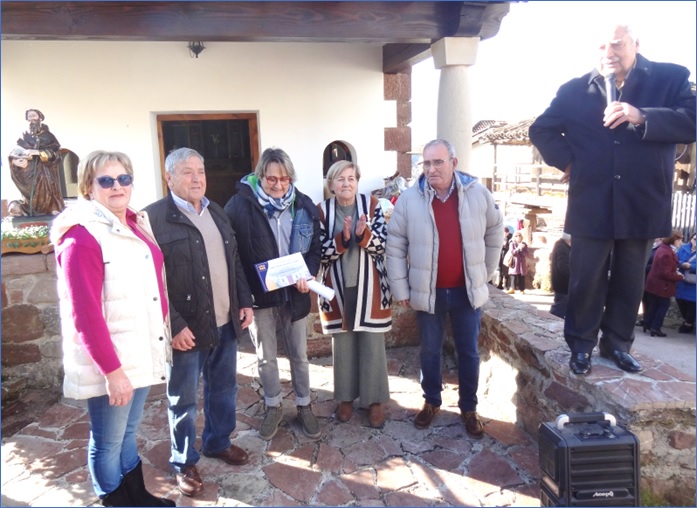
[0,1,463,42]
[382,43,432,74]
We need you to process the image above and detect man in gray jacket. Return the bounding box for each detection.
[386,139,502,438]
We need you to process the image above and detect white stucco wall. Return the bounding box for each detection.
[1,41,395,209]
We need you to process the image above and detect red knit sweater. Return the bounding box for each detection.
[432,194,465,288]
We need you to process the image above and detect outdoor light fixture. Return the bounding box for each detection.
[188,41,205,58]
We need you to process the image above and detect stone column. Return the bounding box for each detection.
[431,37,479,173]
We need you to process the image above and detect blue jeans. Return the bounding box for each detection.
[87,386,149,497]
[167,321,238,472]
[416,287,481,413]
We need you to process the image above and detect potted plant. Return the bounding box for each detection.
[1,224,52,255]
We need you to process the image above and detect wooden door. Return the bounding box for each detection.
[157,113,259,208]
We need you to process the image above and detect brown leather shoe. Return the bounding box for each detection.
[175,465,203,497]
[368,403,385,428]
[202,444,249,466]
[335,401,353,422]
[414,402,440,429]
[462,411,484,439]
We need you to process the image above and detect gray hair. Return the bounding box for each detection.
[254,147,297,182]
[595,22,638,45]
[165,147,204,174]
[326,160,360,184]
[423,139,456,159]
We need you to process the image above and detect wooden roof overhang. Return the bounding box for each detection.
[1,1,511,73]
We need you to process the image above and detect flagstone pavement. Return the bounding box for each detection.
[1,340,542,507]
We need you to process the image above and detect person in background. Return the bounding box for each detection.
[643,231,684,336]
[317,160,392,429]
[144,148,254,498]
[636,238,662,328]
[550,233,572,319]
[496,226,513,290]
[224,147,322,441]
[506,231,528,295]
[529,22,696,375]
[51,151,175,507]
[676,232,696,334]
[386,139,502,438]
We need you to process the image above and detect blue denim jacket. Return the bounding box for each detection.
[289,206,314,255]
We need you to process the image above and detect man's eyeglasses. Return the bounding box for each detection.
[96,174,133,189]
[265,175,291,185]
[419,158,452,170]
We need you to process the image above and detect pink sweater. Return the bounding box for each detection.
[55,210,167,375]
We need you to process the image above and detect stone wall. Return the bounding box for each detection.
[2,252,694,504]
[479,290,696,506]
[1,252,63,404]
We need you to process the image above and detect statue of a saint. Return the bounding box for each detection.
[7,109,66,216]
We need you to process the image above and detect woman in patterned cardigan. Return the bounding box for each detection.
[317,160,392,428]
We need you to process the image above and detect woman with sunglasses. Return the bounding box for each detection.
[224,147,322,441]
[51,151,175,507]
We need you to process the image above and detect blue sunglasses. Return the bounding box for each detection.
[96,174,133,189]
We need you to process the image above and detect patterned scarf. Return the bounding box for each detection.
[248,174,296,218]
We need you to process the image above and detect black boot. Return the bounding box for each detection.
[100,480,132,507]
[679,322,694,334]
[123,460,176,507]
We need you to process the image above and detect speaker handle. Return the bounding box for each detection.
[555,412,617,429]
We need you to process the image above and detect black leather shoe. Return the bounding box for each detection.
[650,329,667,337]
[569,353,592,375]
[599,349,642,373]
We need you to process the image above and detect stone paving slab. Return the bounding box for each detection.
[1,344,541,507]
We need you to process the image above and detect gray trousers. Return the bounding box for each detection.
[332,287,390,407]
[249,305,311,407]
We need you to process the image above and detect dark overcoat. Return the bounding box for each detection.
[529,54,696,239]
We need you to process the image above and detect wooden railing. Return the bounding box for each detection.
[493,164,568,197]
[673,191,696,239]
[493,164,696,238]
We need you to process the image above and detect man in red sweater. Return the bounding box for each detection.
[386,139,503,438]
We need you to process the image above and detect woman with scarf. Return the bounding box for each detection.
[224,147,321,441]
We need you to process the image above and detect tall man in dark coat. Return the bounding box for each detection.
[529,23,696,375]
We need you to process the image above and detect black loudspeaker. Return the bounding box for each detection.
[538,412,640,506]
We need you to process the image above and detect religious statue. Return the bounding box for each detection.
[7,109,66,216]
